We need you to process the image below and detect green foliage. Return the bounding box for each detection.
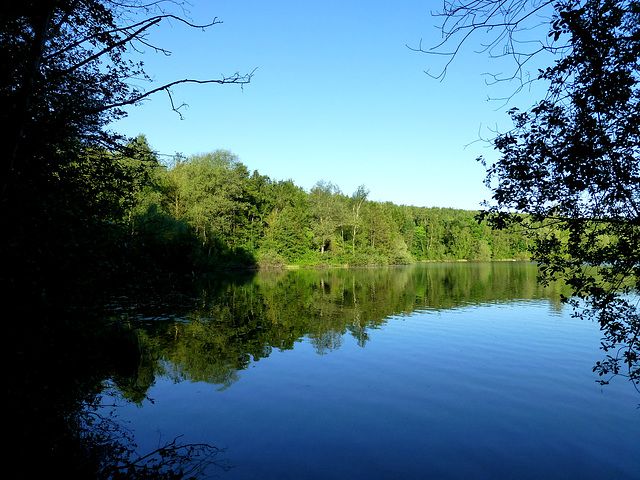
[257,249,288,268]
[137,153,535,268]
[309,180,344,254]
[160,150,256,267]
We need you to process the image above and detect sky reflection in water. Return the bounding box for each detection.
[113,263,639,480]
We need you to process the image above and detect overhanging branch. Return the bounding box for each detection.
[91,69,257,116]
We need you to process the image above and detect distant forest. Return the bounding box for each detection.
[110,136,531,273]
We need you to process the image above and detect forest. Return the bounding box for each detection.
[107,135,531,275]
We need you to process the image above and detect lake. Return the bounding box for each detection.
[107,262,639,479]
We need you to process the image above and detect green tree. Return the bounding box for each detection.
[117,135,164,228]
[415,208,447,260]
[259,180,312,262]
[412,225,429,258]
[348,185,369,254]
[309,180,343,254]
[195,153,244,238]
[388,203,417,254]
[243,170,274,251]
[362,201,412,264]
[431,0,639,388]
[167,151,253,264]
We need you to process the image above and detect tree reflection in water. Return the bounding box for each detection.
[122,262,568,393]
[90,262,639,479]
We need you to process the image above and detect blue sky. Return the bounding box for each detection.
[113,0,548,210]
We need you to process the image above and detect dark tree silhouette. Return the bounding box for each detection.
[1,2,251,478]
[423,0,639,390]
[1,0,253,303]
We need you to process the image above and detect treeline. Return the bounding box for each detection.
[114,136,530,273]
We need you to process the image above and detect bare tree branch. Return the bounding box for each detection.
[93,68,257,116]
[411,0,564,92]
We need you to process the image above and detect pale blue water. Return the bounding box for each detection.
[112,295,639,479]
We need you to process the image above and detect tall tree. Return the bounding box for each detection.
[177,151,250,254]
[2,3,252,476]
[2,0,252,303]
[309,180,343,254]
[258,179,312,262]
[349,185,369,254]
[429,0,639,389]
[3,1,252,193]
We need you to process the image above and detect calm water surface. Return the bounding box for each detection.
[110,263,639,479]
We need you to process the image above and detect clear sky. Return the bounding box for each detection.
[112,0,547,210]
